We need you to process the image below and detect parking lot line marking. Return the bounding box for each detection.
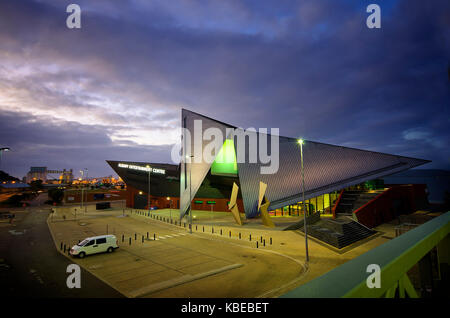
[129,263,243,298]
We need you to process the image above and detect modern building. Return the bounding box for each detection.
[108,109,430,230]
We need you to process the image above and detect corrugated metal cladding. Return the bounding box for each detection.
[236,132,429,217]
[107,160,180,196]
[179,109,234,219]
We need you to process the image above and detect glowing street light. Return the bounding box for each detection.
[0,147,10,170]
[297,138,309,262]
[146,165,151,215]
[167,197,172,221]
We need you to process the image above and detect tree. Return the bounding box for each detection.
[48,188,64,204]
[29,180,44,192]
[0,170,20,182]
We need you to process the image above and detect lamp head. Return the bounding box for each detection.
[297,139,304,145]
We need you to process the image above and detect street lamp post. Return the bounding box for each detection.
[0,147,10,170]
[189,155,194,234]
[84,168,88,213]
[79,170,84,211]
[146,165,151,214]
[167,197,172,221]
[298,139,309,262]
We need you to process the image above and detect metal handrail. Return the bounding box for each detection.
[281,211,450,298]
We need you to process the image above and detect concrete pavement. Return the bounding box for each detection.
[0,207,123,297]
[47,206,400,298]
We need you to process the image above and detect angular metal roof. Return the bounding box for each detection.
[237,134,429,217]
[179,109,234,218]
[179,109,430,218]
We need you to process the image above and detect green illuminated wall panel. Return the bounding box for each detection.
[211,139,238,177]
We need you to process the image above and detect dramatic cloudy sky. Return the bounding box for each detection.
[0,0,448,179]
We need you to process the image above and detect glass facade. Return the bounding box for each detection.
[267,180,385,217]
[268,191,340,217]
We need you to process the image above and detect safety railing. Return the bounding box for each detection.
[282,211,450,298]
[331,189,344,219]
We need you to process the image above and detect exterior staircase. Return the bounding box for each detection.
[284,212,376,249]
[296,216,376,249]
[335,189,385,216]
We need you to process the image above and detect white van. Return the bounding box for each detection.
[70,235,118,258]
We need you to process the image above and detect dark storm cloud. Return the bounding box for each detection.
[0,0,448,179]
[0,111,172,178]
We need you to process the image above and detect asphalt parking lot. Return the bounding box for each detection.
[0,208,123,298]
[48,211,307,297]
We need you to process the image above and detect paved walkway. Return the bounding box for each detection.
[47,207,400,297]
[48,211,307,297]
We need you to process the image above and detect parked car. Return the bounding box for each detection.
[70,235,118,258]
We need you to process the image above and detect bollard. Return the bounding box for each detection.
[263,239,265,247]
[220,229,222,235]
[122,234,124,242]
[249,234,252,241]
[203,226,204,232]
[129,237,131,245]
[142,236,144,243]
[60,242,63,250]
[256,241,259,248]
[184,223,186,228]
[147,232,149,239]
[229,231,231,237]
[212,227,214,234]
[239,233,241,239]
[154,233,156,240]
[64,244,66,252]
[260,236,263,243]
[270,237,272,245]
[135,233,137,240]
[196,225,197,231]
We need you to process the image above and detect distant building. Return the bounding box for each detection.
[26,167,47,183]
[26,167,74,184]
[0,181,30,193]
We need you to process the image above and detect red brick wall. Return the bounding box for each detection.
[354,184,428,228]
[125,185,244,213]
[65,189,127,203]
